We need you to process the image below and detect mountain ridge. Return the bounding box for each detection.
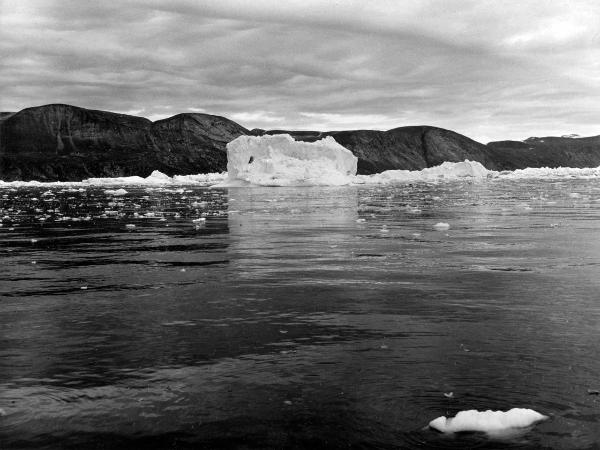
[1,103,599,181]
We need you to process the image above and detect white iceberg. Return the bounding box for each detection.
[429,408,547,435]
[221,134,358,186]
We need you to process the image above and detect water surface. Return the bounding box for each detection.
[1,180,600,449]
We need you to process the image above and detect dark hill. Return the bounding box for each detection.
[150,113,250,176]
[0,105,249,181]
[487,135,600,170]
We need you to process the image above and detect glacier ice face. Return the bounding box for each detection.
[222,134,358,186]
[429,408,547,435]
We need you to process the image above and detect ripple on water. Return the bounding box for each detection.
[1,181,600,448]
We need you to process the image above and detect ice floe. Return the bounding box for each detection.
[104,188,128,196]
[429,408,547,435]
[433,222,450,231]
[356,160,490,184]
[0,170,227,188]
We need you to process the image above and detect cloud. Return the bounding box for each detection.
[0,0,599,142]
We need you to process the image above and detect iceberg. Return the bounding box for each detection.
[222,134,358,186]
[356,160,491,184]
[429,408,547,435]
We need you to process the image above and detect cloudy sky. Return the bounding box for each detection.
[1,0,599,142]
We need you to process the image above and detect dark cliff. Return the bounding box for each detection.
[0,104,249,181]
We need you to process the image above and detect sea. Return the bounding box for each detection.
[1,178,600,449]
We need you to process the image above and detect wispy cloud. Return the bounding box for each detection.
[1,0,599,142]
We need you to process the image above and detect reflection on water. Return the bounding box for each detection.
[1,180,600,449]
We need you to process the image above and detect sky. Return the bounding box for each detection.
[1,0,599,143]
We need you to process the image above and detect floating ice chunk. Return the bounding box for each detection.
[104,188,128,196]
[433,222,450,231]
[429,408,547,435]
[192,218,206,229]
[222,134,358,186]
[357,160,491,184]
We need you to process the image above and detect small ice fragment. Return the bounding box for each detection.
[180,268,186,272]
[283,400,293,406]
[104,188,128,196]
[30,238,38,243]
[443,392,454,398]
[192,218,206,223]
[31,261,37,264]
[428,408,548,434]
[125,224,136,230]
[80,286,88,290]
[356,218,366,223]
[569,193,581,198]
[433,222,450,231]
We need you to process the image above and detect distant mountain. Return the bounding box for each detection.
[487,135,600,170]
[2,104,600,181]
[0,104,249,181]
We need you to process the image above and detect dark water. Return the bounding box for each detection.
[1,180,600,449]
